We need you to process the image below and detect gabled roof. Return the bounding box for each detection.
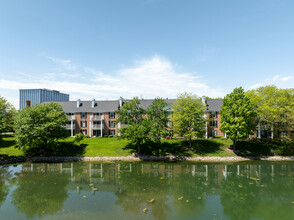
[53,100,120,113]
[52,98,223,113]
[205,99,223,112]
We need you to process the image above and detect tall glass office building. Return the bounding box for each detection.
[19,89,69,109]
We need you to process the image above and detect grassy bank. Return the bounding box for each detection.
[0,134,23,158]
[1,134,235,158]
[1,134,293,158]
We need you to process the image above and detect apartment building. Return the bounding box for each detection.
[55,97,223,138]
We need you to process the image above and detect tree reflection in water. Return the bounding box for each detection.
[2,161,294,220]
[11,166,69,218]
[0,166,11,207]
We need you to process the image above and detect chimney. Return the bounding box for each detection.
[25,100,31,108]
[77,99,81,108]
[119,97,123,108]
[202,96,206,104]
[92,99,96,108]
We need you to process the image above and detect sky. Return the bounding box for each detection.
[0,0,293,109]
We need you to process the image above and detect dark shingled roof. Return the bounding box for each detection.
[53,98,223,113]
[53,100,120,113]
[205,99,223,112]
[139,99,223,112]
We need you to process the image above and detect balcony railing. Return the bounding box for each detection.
[90,115,104,120]
[65,124,76,129]
[92,124,104,129]
[67,115,76,120]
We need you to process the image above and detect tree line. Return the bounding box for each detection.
[0,85,293,155]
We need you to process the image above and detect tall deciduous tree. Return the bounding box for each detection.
[0,96,16,137]
[246,86,294,139]
[116,97,149,153]
[14,102,69,155]
[220,87,257,149]
[171,93,206,148]
[146,97,169,144]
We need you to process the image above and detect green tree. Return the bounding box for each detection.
[116,97,149,154]
[246,86,294,139]
[14,102,69,155]
[146,97,169,144]
[220,87,257,149]
[171,93,206,148]
[0,96,16,138]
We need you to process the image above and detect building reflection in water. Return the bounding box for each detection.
[21,162,294,188]
[14,162,294,220]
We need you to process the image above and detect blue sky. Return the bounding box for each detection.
[0,0,293,108]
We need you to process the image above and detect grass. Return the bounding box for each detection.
[2,134,293,158]
[1,134,236,157]
[0,134,24,158]
[61,137,132,156]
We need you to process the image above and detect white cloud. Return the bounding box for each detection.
[248,83,263,90]
[48,56,76,71]
[0,55,226,109]
[272,74,292,82]
[273,75,280,81]
[280,76,292,81]
[248,74,294,91]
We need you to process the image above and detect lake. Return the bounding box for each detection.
[1,161,294,220]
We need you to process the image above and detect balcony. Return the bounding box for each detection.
[67,115,76,120]
[65,124,76,129]
[90,115,104,120]
[92,124,104,129]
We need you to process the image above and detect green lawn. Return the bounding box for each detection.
[0,134,235,157]
[63,137,132,156]
[0,135,24,158]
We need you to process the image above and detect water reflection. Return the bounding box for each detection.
[12,165,69,218]
[0,166,11,207]
[2,161,294,219]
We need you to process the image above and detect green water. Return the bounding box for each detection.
[1,161,294,220]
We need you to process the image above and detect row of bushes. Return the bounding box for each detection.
[103,135,118,138]
[235,138,294,156]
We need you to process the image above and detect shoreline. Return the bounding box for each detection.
[2,155,294,165]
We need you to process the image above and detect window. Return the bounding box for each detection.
[81,112,87,119]
[165,172,173,178]
[109,121,115,128]
[81,121,87,128]
[81,129,87,135]
[109,170,115,177]
[211,130,217,136]
[165,165,173,170]
[210,120,218,127]
[279,131,287,138]
[210,112,217,118]
[278,122,287,128]
[109,130,115,135]
[151,164,159,169]
[109,112,115,119]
